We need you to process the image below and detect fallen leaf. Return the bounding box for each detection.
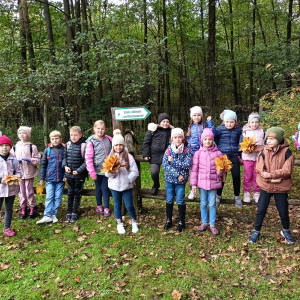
[13,273,22,279]
[0,264,9,271]
[55,229,62,234]
[116,280,126,287]
[171,289,182,300]
[75,277,81,283]
[155,266,165,275]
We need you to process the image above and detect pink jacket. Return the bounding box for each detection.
[13,141,41,179]
[0,153,22,197]
[190,144,223,191]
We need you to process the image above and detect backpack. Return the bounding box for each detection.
[260,148,292,162]
[13,144,33,157]
[66,141,86,159]
[46,143,66,160]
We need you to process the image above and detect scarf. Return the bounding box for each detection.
[171,142,184,154]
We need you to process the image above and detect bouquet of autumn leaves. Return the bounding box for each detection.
[3,175,22,185]
[239,137,261,154]
[101,154,127,174]
[214,155,233,182]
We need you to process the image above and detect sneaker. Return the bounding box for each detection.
[96,206,104,215]
[28,207,36,219]
[4,228,15,237]
[234,196,243,209]
[253,192,260,203]
[36,216,53,224]
[117,223,126,234]
[104,208,111,218]
[52,215,58,223]
[210,225,219,235]
[132,221,139,233]
[216,195,222,208]
[281,230,295,244]
[197,223,208,232]
[249,231,260,243]
[65,213,72,223]
[20,207,27,219]
[188,191,195,200]
[243,192,251,203]
[70,214,78,223]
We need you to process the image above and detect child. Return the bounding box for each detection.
[190,129,223,235]
[0,136,21,236]
[214,110,243,208]
[292,122,300,150]
[86,120,112,217]
[142,113,172,195]
[37,131,65,224]
[162,128,192,232]
[240,113,265,203]
[62,126,88,223]
[14,126,41,219]
[105,129,139,234]
[249,127,294,244]
[186,106,214,199]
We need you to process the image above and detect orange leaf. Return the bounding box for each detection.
[214,155,233,173]
[3,175,22,185]
[36,185,44,195]
[239,137,258,154]
[100,154,122,174]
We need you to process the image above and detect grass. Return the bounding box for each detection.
[0,163,300,299]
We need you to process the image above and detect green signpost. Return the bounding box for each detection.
[114,106,151,121]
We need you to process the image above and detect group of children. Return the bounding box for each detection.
[0,107,296,244]
[142,107,295,243]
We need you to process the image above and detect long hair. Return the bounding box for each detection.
[110,146,130,171]
[186,118,204,137]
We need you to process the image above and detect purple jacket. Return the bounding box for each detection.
[0,153,22,197]
[190,145,223,191]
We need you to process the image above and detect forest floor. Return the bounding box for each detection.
[0,163,300,299]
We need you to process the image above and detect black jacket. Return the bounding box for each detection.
[62,136,88,179]
[142,124,172,164]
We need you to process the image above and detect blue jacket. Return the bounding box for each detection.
[162,145,192,185]
[187,121,214,155]
[214,124,242,158]
[40,145,65,182]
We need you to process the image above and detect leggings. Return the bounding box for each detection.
[217,156,240,197]
[150,164,161,188]
[0,196,15,230]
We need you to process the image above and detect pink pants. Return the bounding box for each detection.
[19,178,36,208]
[243,160,260,193]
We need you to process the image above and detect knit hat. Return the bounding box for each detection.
[190,106,203,118]
[266,127,285,143]
[201,128,214,142]
[0,135,12,148]
[171,128,184,140]
[248,112,260,123]
[18,126,31,138]
[223,110,237,122]
[112,129,125,147]
[158,113,170,125]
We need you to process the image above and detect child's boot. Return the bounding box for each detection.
[234,196,243,209]
[132,221,139,233]
[117,222,126,234]
[28,207,36,219]
[104,208,111,218]
[96,205,103,215]
[65,213,71,223]
[70,213,78,223]
[243,192,251,203]
[164,203,173,230]
[253,192,260,203]
[176,204,186,233]
[20,207,27,219]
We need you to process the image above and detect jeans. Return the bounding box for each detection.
[165,182,186,205]
[0,196,15,229]
[111,189,136,221]
[199,189,217,225]
[150,164,161,188]
[95,175,110,208]
[67,178,85,214]
[243,160,260,193]
[44,182,65,217]
[255,189,289,231]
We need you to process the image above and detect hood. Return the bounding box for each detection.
[242,124,262,133]
[147,123,174,132]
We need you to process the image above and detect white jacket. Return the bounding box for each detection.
[105,152,139,192]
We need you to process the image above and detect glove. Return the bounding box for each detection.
[18,160,22,164]
[22,157,31,163]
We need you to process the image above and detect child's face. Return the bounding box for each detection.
[203,137,213,148]
[94,125,106,138]
[249,118,260,130]
[70,130,82,143]
[50,136,62,146]
[18,130,29,142]
[267,136,279,149]
[225,119,236,130]
[160,119,170,129]
[0,144,11,156]
[114,144,124,153]
[192,113,202,124]
[172,134,183,147]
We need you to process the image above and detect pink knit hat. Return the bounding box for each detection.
[0,135,12,148]
[201,128,214,142]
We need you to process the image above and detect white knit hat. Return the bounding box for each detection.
[18,126,32,139]
[112,129,125,147]
[171,128,184,139]
[190,106,203,118]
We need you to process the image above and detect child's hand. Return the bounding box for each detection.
[65,166,71,173]
[178,174,184,182]
[144,157,150,161]
[120,162,128,168]
[207,116,212,121]
[22,157,31,163]
[192,187,197,195]
[168,156,173,162]
[73,171,78,175]
[63,178,67,182]
[261,172,271,179]
[91,176,97,180]
[1,178,6,185]
[39,180,44,186]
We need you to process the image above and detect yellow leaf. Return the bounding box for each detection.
[36,185,44,195]
[3,175,22,185]
[239,137,261,154]
[290,93,295,100]
[214,155,233,173]
[171,290,182,300]
[100,154,122,174]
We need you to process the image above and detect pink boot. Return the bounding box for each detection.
[20,207,27,219]
[4,228,15,237]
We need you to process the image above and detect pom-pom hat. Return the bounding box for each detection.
[112,129,125,147]
[190,106,203,118]
[171,128,184,139]
[201,128,214,142]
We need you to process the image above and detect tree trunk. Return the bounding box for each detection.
[43,0,56,63]
[286,0,293,88]
[250,0,256,105]
[63,0,74,51]
[18,0,27,64]
[43,104,48,147]
[81,0,89,71]
[271,0,279,39]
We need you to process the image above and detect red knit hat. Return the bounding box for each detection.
[0,135,12,148]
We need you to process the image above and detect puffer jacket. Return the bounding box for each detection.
[190,145,223,191]
[256,139,294,193]
[105,152,139,192]
[239,124,265,161]
[85,135,112,178]
[62,136,88,179]
[0,153,21,197]
[214,124,242,158]
[40,144,65,182]
[162,145,192,185]
[13,141,41,179]
[142,123,172,164]
[187,121,214,155]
